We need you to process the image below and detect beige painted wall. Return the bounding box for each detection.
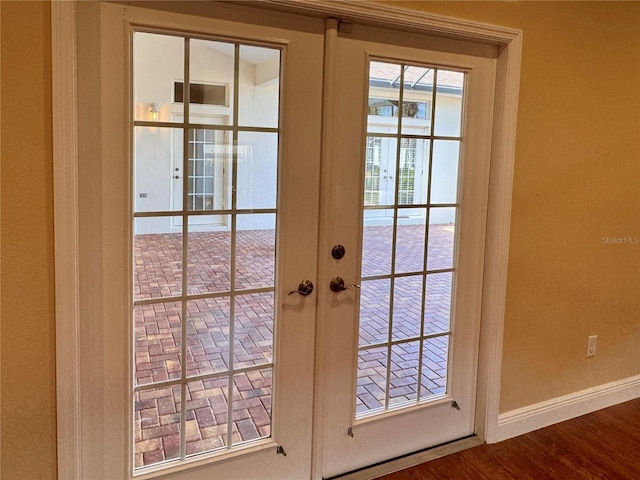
[391,1,640,412]
[1,1,58,479]
[1,1,639,478]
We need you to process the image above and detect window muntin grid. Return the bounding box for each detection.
[364,137,382,206]
[187,128,217,211]
[132,31,281,471]
[357,60,465,419]
[398,138,417,205]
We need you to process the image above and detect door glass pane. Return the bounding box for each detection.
[238,46,281,128]
[398,138,429,206]
[368,61,401,131]
[187,129,227,212]
[189,40,234,126]
[434,70,464,137]
[185,379,229,456]
[133,32,184,122]
[134,302,182,387]
[186,297,231,377]
[364,136,397,206]
[361,209,394,277]
[132,33,281,472]
[231,369,272,445]
[427,207,456,271]
[236,132,278,210]
[401,65,433,136]
[187,215,231,295]
[234,293,274,368]
[359,279,390,347]
[430,140,460,205]
[389,341,419,407]
[395,211,427,274]
[392,276,423,341]
[420,336,449,399]
[424,272,453,334]
[134,127,183,213]
[134,385,181,469]
[358,60,464,419]
[235,214,276,290]
[134,217,182,300]
[356,346,388,415]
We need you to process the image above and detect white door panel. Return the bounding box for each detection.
[317,23,496,477]
[76,3,324,478]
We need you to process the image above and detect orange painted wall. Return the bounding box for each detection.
[1,1,57,478]
[1,1,639,478]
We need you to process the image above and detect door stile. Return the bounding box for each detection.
[311,16,340,480]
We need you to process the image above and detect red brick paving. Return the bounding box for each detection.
[133,224,454,468]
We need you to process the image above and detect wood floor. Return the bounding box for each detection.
[377,398,640,479]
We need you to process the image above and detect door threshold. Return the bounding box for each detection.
[326,435,483,480]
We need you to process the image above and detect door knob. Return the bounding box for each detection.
[288,280,314,296]
[329,276,360,293]
[331,244,346,260]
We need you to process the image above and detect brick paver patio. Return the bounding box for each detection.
[133,223,454,468]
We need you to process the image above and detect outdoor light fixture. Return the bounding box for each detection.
[148,103,159,121]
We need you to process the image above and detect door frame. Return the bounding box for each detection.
[52,2,522,478]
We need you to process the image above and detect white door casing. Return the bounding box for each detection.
[52,2,522,479]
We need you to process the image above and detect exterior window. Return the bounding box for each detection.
[364,137,382,205]
[368,98,429,119]
[187,129,216,210]
[398,138,416,204]
[174,82,227,106]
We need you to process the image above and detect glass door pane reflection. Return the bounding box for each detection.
[357,60,464,420]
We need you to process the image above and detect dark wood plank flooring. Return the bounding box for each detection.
[378,398,640,479]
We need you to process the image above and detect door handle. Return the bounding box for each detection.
[288,279,314,296]
[329,276,360,293]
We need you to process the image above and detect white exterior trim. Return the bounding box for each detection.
[495,375,640,443]
[52,1,522,477]
[51,1,81,478]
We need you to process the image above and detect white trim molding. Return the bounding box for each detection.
[495,375,640,443]
[52,1,81,478]
[261,0,520,43]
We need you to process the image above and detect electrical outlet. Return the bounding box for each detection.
[586,335,598,357]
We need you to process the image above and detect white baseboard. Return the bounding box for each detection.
[493,374,640,443]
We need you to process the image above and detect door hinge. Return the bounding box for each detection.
[276,445,287,456]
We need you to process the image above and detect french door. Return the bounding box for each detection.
[316,22,496,478]
[74,2,497,479]
[77,3,324,478]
